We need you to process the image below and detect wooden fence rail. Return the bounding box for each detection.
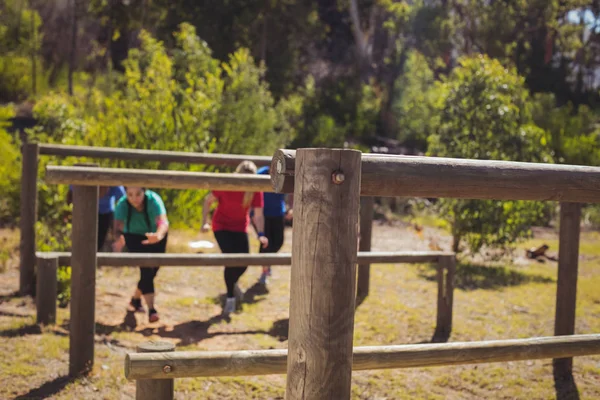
[125,334,600,381]
[45,165,272,192]
[271,149,600,202]
[39,143,271,167]
[39,251,451,267]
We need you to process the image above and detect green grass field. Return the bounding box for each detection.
[0,224,599,399]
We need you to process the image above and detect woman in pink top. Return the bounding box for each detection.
[202,161,269,315]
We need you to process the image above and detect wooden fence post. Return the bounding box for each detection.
[36,255,58,325]
[20,142,39,296]
[135,341,176,400]
[69,184,98,377]
[356,196,374,305]
[285,148,361,400]
[553,202,582,378]
[434,255,455,342]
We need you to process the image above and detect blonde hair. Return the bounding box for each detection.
[235,161,258,208]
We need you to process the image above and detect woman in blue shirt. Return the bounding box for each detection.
[67,185,126,250]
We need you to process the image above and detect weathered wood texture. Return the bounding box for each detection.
[125,334,600,380]
[434,255,456,341]
[36,255,58,325]
[20,142,39,296]
[554,203,582,377]
[39,143,270,167]
[285,149,361,400]
[39,251,450,267]
[271,149,600,202]
[135,342,176,400]
[357,197,375,302]
[45,165,272,192]
[69,185,99,377]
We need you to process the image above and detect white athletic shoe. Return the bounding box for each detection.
[223,297,236,315]
[259,272,268,285]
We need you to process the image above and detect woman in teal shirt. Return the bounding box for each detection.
[113,187,169,323]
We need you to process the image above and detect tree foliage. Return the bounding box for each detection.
[428,55,553,254]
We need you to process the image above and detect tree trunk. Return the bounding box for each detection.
[30,5,37,95]
[68,0,78,96]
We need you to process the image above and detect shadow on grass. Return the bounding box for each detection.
[0,290,22,304]
[13,376,73,400]
[419,262,554,291]
[138,314,265,346]
[0,323,41,337]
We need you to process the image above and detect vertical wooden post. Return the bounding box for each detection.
[285,149,361,400]
[356,196,374,304]
[20,142,39,296]
[69,184,98,377]
[36,255,58,325]
[135,341,176,400]
[553,202,582,377]
[434,255,455,342]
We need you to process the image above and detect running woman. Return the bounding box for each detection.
[112,187,169,323]
[202,161,268,315]
[255,166,292,285]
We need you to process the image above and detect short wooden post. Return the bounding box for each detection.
[553,202,582,378]
[19,142,39,296]
[36,255,58,325]
[135,341,176,400]
[285,148,361,400]
[356,196,374,304]
[69,184,99,377]
[434,255,455,342]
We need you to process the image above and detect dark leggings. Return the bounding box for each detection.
[124,233,168,295]
[259,216,285,254]
[214,230,249,298]
[97,212,113,251]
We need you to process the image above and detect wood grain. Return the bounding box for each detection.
[125,334,600,380]
[20,142,39,296]
[45,165,273,192]
[285,148,362,400]
[134,342,175,400]
[39,143,270,167]
[434,255,456,341]
[36,255,58,325]
[553,202,582,377]
[69,184,98,377]
[357,197,375,303]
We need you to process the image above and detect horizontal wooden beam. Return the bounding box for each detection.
[37,251,450,267]
[39,144,271,167]
[271,149,600,202]
[125,334,600,380]
[45,165,272,192]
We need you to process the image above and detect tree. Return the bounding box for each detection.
[428,55,552,254]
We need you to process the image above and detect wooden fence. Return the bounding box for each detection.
[18,143,268,296]
[19,144,382,299]
[41,162,451,377]
[122,148,600,400]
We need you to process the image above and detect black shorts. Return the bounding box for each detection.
[259,216,285,253]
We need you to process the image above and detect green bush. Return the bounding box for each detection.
[428,55,552,255]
